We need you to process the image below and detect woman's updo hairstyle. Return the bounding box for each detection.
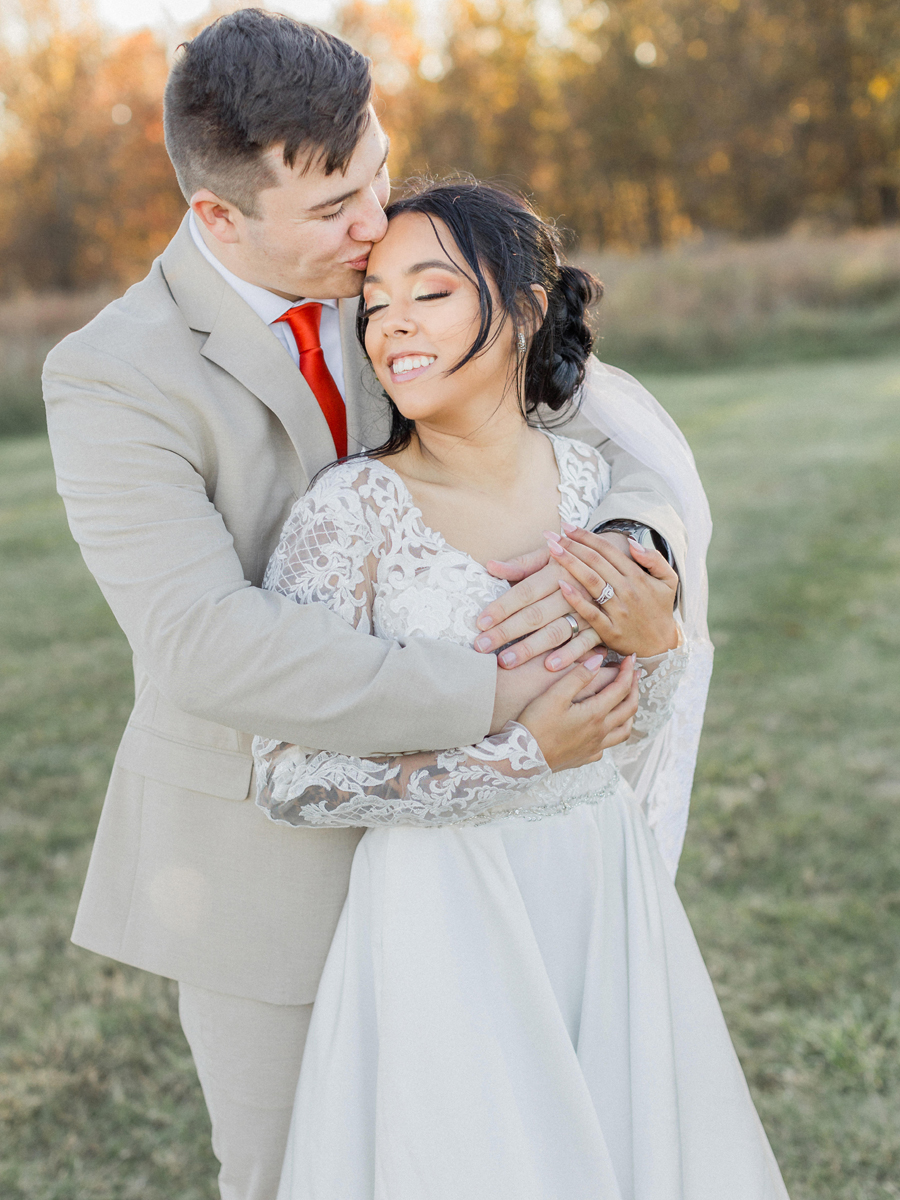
[356,178,602,457]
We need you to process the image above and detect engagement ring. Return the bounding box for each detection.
[594,583,615,606]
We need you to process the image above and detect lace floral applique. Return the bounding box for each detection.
[253,437,683,830]
[254,459,551,828]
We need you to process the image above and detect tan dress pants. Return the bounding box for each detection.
[178,983,313,1200]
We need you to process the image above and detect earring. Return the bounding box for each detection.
[517,331,527,353]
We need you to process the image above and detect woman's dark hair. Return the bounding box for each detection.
[164,9,372,216]
[357,178,602,460]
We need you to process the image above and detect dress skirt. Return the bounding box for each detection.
[276,780,790,1200]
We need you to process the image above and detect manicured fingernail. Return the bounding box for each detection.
[474,635,493,651]
[499,650,517,667]
[562,521,578,534]
[477,615,493,630]
[547,540,564,557]
[628,536,645,551]
[547,655,562,669]
[585,653,606,670]
[544,530,561,542]
[558,579,574,595]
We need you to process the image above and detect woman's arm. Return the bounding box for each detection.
[254,468,639,828]
[254,471,554,827]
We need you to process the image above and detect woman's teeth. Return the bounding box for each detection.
[391,355,435,376]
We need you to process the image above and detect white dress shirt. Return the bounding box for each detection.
[189,212,346,398]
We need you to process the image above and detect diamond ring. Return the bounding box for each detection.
[594,583,615,607]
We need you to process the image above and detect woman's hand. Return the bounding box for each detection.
[490,647,617,733]
[517,655,640,772]
[546,526,679,659]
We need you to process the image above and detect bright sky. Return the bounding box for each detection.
[93,0,339,34]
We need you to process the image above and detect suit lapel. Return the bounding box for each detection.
[200,286,334,476]
[161,216,335,478]
[339,297,391,454]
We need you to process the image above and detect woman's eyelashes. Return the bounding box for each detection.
[364,288,452,318]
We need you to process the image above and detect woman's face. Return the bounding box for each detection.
[362,212,517,432]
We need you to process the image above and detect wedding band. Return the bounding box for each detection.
[594,583,615,607]
[561,613,580,644]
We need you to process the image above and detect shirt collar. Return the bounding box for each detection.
[188,212,338,325]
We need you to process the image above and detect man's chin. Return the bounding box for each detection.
[330,266,367,299]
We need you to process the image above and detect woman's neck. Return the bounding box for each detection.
[393,404,545,498]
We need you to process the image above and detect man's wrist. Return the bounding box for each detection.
[591,519,677,574]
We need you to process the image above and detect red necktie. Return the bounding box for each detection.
[274,303,348,458]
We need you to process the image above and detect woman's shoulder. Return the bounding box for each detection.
[304,455,411,514]
[547,433,612,492]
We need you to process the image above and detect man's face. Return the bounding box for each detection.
[206,110,391,300]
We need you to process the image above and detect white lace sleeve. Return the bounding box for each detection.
[627,624,690,747]
[253,463,550,828]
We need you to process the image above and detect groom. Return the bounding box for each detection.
[43,11,687,1200]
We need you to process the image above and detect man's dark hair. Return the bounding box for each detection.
[164,9,372,216]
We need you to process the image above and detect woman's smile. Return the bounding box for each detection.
[389,353,437,383]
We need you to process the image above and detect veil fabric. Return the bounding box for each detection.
[577,358,714,876]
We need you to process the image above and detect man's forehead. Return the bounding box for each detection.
[262,117,388,197]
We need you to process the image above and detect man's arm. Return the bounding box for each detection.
[554,406,687,577]
[43,339,496,757]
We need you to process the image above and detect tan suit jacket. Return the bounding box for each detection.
[43,215,686,1005]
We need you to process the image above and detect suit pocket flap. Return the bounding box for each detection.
[116,724,253,801]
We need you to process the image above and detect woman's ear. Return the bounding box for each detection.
[530,284,549,322]
[520,284,549,341]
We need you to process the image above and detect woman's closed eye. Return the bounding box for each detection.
[363,289,451,318]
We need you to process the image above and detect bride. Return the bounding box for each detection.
[252,181,789,1199]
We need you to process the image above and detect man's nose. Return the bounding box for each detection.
[351,189,389,244]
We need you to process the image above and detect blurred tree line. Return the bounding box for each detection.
[0,0,898,293]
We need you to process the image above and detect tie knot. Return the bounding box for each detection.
[275,303,323,354]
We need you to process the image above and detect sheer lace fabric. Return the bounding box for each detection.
[254,436,688,829]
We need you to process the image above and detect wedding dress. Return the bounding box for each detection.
[253,435,789,1200]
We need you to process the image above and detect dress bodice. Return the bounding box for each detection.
[254,435,686,829]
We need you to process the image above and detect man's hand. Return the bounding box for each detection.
[477,547,603,670]
[548,526,679,658]
[517,654,639,772]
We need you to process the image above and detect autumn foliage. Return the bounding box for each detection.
[0,0,898,293]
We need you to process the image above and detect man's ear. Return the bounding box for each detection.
[191,190,243,245]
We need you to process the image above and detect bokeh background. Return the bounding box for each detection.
[1,1,899,1196]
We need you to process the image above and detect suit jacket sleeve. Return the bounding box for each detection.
[559,405,688,580]
[42,339,496,757]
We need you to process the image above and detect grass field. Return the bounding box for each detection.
[1,353,900,1198]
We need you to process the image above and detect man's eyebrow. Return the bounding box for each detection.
[307,140,391,213]
[364,260,464,284]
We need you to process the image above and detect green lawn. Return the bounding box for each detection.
[1,354,899,1198]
